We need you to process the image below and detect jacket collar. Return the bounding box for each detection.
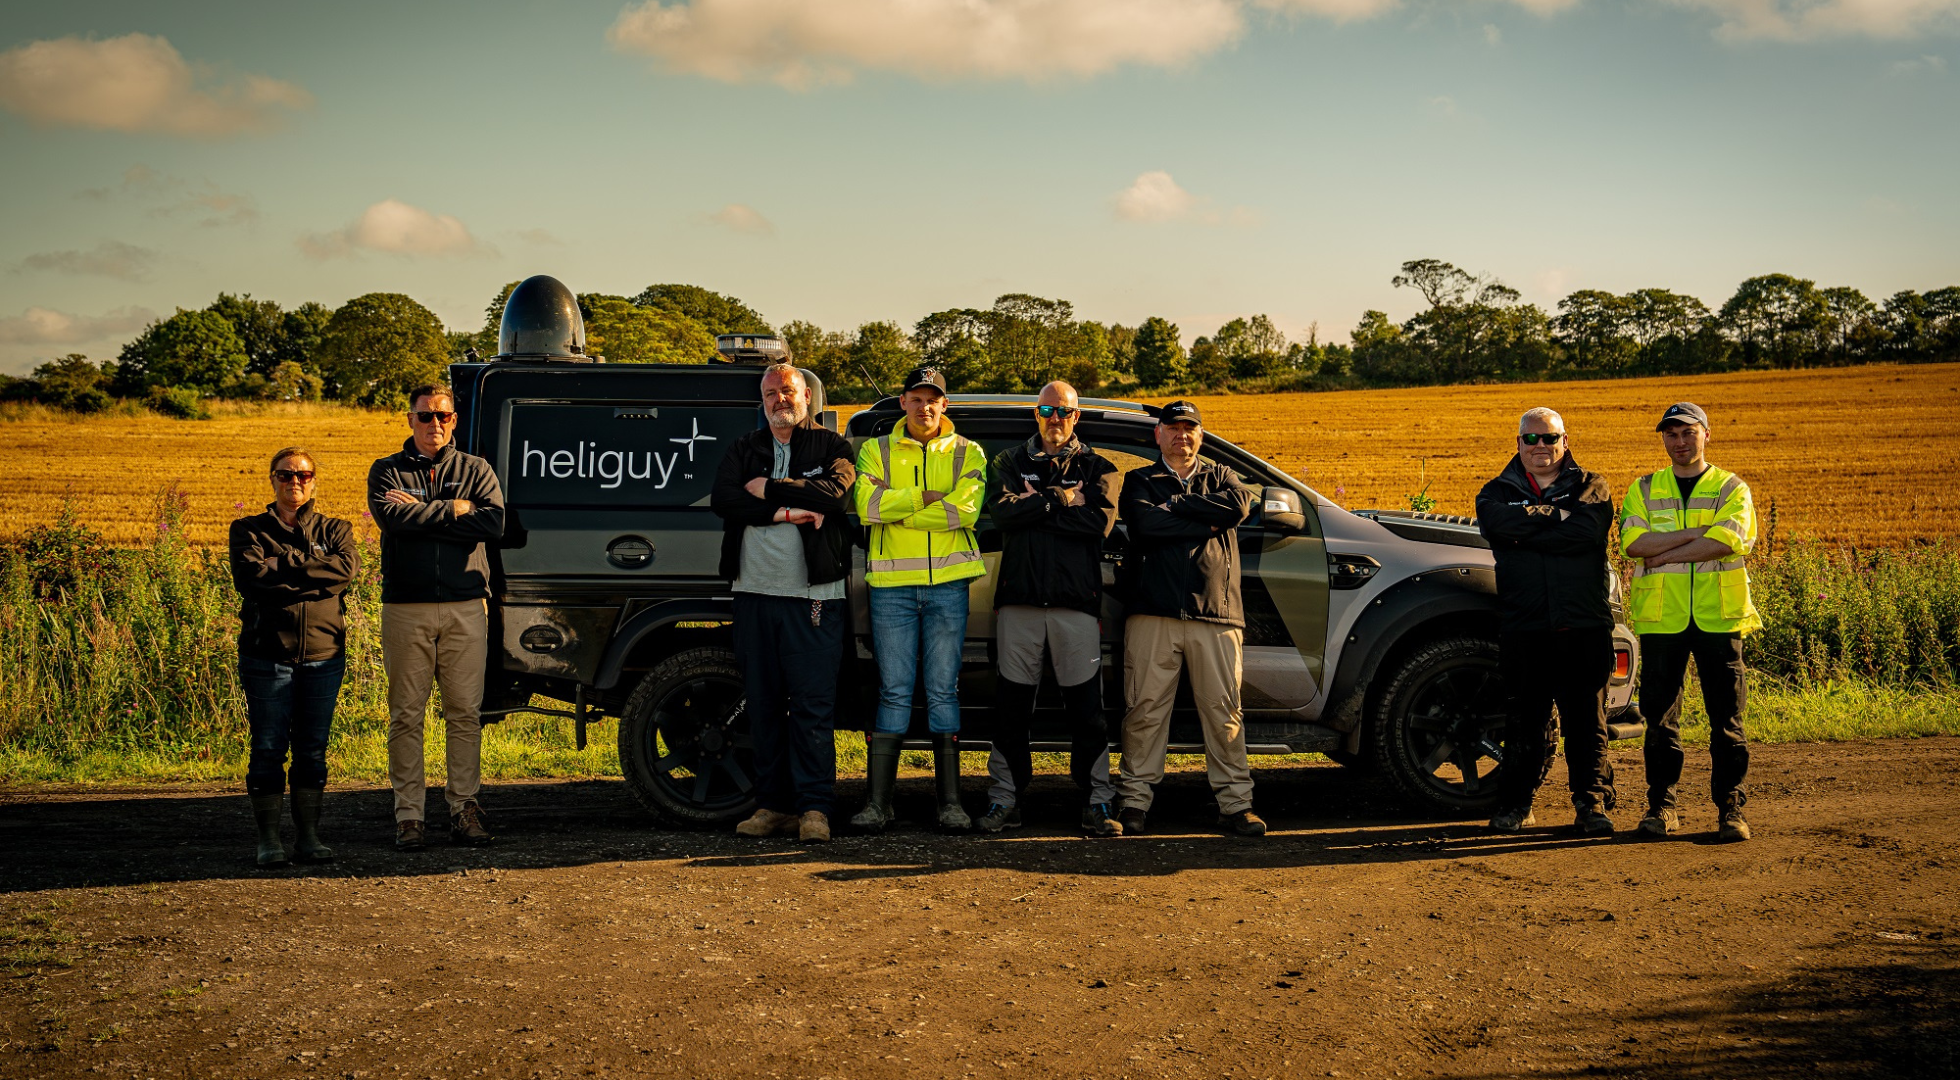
[1021,434,1081,462]
[1498,452,1583,497]
[262,499,316,530]
[401,436,454,464]
[895,416,958,447]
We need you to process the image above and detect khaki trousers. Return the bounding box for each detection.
[382,600,488,821]
[1117,615,1254,815]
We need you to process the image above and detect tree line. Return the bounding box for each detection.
[6,261,1956,415]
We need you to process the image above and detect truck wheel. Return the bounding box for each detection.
[1370,636,1508,816]
[618,647,756,828]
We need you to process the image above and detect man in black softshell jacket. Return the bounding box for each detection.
[367,384,506,851]
[1475,406,1618,836]
[711,363,856,844]
[974,380,1123,836]
[1112,400,1265,838]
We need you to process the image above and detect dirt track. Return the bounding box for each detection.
[3,738,1956,1080]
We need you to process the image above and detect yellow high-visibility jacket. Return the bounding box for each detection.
[854,418,988,588]
[1618,464,1761,636]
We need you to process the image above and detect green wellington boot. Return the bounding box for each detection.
[932,733,971,832]
[290,788,335,863]
[250,794,289,868]
[850,732,903,833]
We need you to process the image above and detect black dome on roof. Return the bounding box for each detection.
[496,275,586,360]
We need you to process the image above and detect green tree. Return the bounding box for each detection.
[1064,320,1116,391]
[1350,309,1410,382]
[780,319,856,392]
[315,293,450,405]
[632,284,771,336]
[912,308,991,392]
[1553,290,1636,372]
[849,321,919,394]
[117,309,249,394]
[1104,323,1137,378]
[31,354,112,412]
[985,293,1077,392]
[477,281,522,354]
[1820,286,1879,364]
[1187,336,1232,387]
[267,360,323,402]
[1131,317,1185,388]
[1720,274,1828,368]
[206,293,286,377]
[583,296,719,363]
[275,301,334,371]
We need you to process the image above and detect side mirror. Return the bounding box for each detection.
[1260,486,1307,534]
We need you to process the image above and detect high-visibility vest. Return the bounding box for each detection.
[1618,464,1761,636]
[853,418,988,588]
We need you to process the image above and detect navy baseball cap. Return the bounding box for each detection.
[1160,400,1203,427]
[1656,402,1709,431]
[901,366,948,395]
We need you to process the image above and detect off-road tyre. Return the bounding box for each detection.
[618,647,755,828]
[1370,635,1510,816]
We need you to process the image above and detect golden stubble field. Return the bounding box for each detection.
[1,363,1955,548]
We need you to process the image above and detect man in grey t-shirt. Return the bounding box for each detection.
[709,364,858,842]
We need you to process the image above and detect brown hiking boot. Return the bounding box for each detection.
[798,811,831,843]
[1718,799,1751,842]
[737,809,798,838]
[450,800,493,846]
[1219,810,1268,837]
[395,819,426,852]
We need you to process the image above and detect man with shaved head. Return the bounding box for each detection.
[1476,406,1618,835]
[976,381,1124,835]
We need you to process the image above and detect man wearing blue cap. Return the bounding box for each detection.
[1619,402,1761,842]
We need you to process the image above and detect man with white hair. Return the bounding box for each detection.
[1475,406,1619,835]
[711,362,857,843]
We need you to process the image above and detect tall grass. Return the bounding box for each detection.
[2,491,1956,785]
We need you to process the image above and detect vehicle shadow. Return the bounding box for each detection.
[0,760,1654,894]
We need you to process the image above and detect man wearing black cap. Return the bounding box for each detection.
[1619,402,1762,842]
[1475,407,1619,835]
[850,366,989,833]
[1113,400,1263,837]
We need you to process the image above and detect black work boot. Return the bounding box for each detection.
[932,733,971,832]
[289,788,335,863]
[850,732,902,833]
[250,794,289,868]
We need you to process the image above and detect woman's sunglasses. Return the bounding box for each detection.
[1520,432,1564,446]
[1036,405,1078,419]
[272,469,316,483]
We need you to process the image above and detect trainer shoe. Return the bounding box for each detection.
[1718,800,1752,842]
[798,811,831,844]
[1118,807,1148,836]
[395,819,426,852]
[736,808,798,838]
[1081,803,1122,837]
[1573,807,1615,836]
[450,800,494,846]
[974,803,1022,833]
[1219,810,1268,837]
[1487,807,1536,833]
[1637,807,1680,836]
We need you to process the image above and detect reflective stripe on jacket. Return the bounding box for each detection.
[1618,464,1761,635]
[853,418,988,587]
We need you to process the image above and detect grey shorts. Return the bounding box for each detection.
[995,606,1101,686]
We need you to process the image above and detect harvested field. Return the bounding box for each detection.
[2,363,1955,547]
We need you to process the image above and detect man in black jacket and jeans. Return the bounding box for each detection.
[711,363,856,844]
[1475,406,1618,835]
[368,384,506,851]
[1113,401,1264,837]
[975,381,1122,836]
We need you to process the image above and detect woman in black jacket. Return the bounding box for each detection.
[227,447,359,867]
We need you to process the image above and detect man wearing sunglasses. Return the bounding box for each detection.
[1475,407,1618,835]
[367,383,507,851]
[975,381,1123,836]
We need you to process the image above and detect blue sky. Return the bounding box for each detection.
[1,0,1956,374]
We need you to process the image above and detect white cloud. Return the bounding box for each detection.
[0,34,311,138]
[1888,52,1948,73]
[17,241,160,282]
[74,164,258,227]
[1112,171,1256,225]
[300,199,490,260]
[1665,0,1960,40]
[1255,0,1582,18]
[707,203,776,234]
[0,306,155,346]
[608,0,1245,88]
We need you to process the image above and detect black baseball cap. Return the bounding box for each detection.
[1159,400,1203,427]
[1656,401,1709,431]
[901,366,948,395]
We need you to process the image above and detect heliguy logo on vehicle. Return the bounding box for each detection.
[504,403,758,508]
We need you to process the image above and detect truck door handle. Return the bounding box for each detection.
[607,535,655,569]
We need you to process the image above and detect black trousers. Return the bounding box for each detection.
[990,676,1107,800]
[732,593,847,817]
[1496,628,1616,813]
[1637,625,1749,810]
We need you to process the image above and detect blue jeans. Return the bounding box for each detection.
[240,654,345,795]
[868,580,971,734]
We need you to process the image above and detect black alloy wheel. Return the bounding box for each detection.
[619,647,756,827]
[1371,635,1512,815]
